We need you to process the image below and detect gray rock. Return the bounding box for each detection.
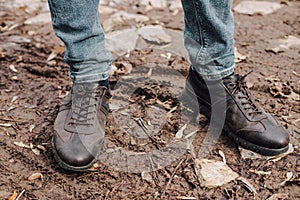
[169,0,182,11]
[7,0,45,13]
[98,5,117,15]
[105,29,139,55]
[103,11,149,32]
[194,159,239,188]
[266,35,300,53]
[164,29,188,58]
[137,25,172,45]
[24,12,51,25]
[233,1,282,15]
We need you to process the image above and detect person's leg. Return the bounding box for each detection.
[181,0,289,156]
[181,0,234,80]
[49,0,111,171]
[48,0,112,83]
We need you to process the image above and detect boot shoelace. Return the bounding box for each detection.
[68,87,101,126]
[230,72,263,117]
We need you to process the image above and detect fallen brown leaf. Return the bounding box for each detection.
[28,172,43,181]
[47,46,65,62]
[8,191,17,200]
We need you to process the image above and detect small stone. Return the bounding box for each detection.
[234,1,282,15]
[266,35,300,54]
[103,11,149,32]
[234,47,247,63]
[267,193,288,200]
[11,76,19,81]
[28,172,43,181]
[141,172,154,183]
[137,25,172,45]
[194,159,239,188]
[9,65,18,73]
[169,0,182,11]
[8,0,44,13]
[98,5,117,15]
[24,12,51,25]
[105,29,139,54]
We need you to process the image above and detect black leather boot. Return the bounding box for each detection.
[53,82,110,171]
[183,69,289,156]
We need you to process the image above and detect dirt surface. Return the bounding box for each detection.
[0,0,299,199]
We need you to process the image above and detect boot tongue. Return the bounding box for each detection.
[222,74,265,120]
[222,74,240,93]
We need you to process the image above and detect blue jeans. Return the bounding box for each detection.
[48,0,234,82]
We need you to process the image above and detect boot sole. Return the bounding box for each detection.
[182,88,289,156]
[225,129,289,156]
[52,137,101,172]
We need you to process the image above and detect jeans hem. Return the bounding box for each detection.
[70,70,110,83]
[191,64,235,81]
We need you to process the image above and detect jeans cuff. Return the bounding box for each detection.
[191,65,235,81]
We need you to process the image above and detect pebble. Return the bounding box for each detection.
[5,0,48,13]
[169,0,182,11]
[24,12,51,25]
[137,25,172,45]
[233,1,282,15]
[194,158,239,188]
[103,11,149,32]
[266,35,300,53]
[105,28,139,54]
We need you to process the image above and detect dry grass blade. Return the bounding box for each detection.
[47,46,65,62]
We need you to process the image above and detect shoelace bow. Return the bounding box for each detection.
[69,87,101,126]
[230,71,262,116]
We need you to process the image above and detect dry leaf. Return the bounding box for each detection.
[237,177,258,195]
[14,141,31,149]
[156,99,172,110]
[175,124,187,139]
[141,172,154,183]
[31,148,40,155]
[234,48,247,63]
[88,163,100,171]
[0,123,12,127]
[28,172,43,181]
[11,96,18,102]
[29,124,35,133]
[47,46,65,62]
[8,191,17,200]
[175,197,196,200]
[280,172,293,186]
[249,169,271,175]
[267,193,288,200]
[218,150,226,164]
[9,64,18,73]
[37,145,46,151]
[292,71,300,78]
[160,53,172,60]
[145,68,152,77]
[11,76,18,81]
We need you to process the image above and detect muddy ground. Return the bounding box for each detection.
[0,0,299,199]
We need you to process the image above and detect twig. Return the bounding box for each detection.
[147,154,160,187]
[15,190,25,200]
[161,155,187,198]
